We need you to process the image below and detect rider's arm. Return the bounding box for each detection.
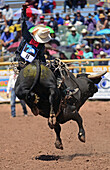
[21,4,34,43]
[21,9,33,43]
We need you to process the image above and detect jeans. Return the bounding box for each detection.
[7,19,13,26]
[11,89,27,117]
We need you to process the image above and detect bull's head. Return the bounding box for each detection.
[77,71,106,99]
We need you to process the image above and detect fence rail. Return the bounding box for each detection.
[0,58,110,72]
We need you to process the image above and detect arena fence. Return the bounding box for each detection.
[0,58,110,72]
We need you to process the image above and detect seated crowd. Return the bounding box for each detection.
[0,0,110,67]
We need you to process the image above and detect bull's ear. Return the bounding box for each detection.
[89,77,101,84]
[73,89,81,102]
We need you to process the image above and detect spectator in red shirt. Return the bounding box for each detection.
[75,44,83,59]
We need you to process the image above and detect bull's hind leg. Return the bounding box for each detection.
[48,88,59,129]
[72,111,85,143]
[54,122,63,150]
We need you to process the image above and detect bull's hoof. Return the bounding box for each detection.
[48,116,56,129]
[55,140,63,150]
[31,107,39,116]
[78,132,85,143]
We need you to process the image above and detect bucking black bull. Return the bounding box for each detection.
[15,59,106,150]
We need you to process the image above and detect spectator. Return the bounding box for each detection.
[79,28,88,48]
[0,9,7,34]
[103,41,110,56]
[93,41,103,58]
[98,51,108,65]
[47,32,60,57]
[0,0,5,9]
[83,45,93,59]
[49,32,60,46]
[59,52,68,59]
[96,14,106,31]
[85,13,96,35]
[105,33,110,42]
[38,15,47,25]
[75,44,83,59]
[98,8,105,15]
[25,0,39,8]
[1,26,14,50]
[55,13,64,26]
[29,14,39,25]
[64,0,73,12]
[107,7,110,14]
[64,14,72,26]
[65,23,73,38]
[67,27,80,48]
[47,16,58,32]
[94,0,105,11]
[72,10,84,25]
[77,0,87,9]
[38,0,53,13]
[7,71,28,118]
[2,4,13,26]
[13,25,22,43]
[105,13,110,28]
[93,11,100,23]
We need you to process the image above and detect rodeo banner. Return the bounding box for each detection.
[86,65,110,99]
[0,70,19,103]
[0,69,110,102]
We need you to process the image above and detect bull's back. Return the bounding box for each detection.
[39,64,57,89]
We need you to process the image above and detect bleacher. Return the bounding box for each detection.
[4,0,95,23]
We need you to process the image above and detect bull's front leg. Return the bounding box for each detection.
[48,88,57,129]
[72,111,85,143]
[15,84,39,116]
[54,122,63,150]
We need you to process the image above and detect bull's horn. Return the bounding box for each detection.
[72,88,79,95]
[88,71,107,79]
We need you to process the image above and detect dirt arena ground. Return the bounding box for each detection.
[0,101,110,170]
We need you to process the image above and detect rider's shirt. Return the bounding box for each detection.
[16,10,46,64]
[21,43,39,62]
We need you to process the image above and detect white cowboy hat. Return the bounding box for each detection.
[70,27,76,31]
[85,45,90,49]
[76,44,81,49]
[32,26,51,43]
[100,51,106,55]
[94,41,100,45]
[105,41,110,45]
[81,28,87,34]
[67,23,73,27]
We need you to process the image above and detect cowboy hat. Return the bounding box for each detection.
[81,28,87,34]
[32,26,51,43]
[67,23,73,27]
[4,26,9,32]
[105,41,110,45]
[100,51,107,56]
[85,45,90,49]
[99,14,105,18]
[29,24,46,33]
[70,27,76,31]
[76,44,81,49]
